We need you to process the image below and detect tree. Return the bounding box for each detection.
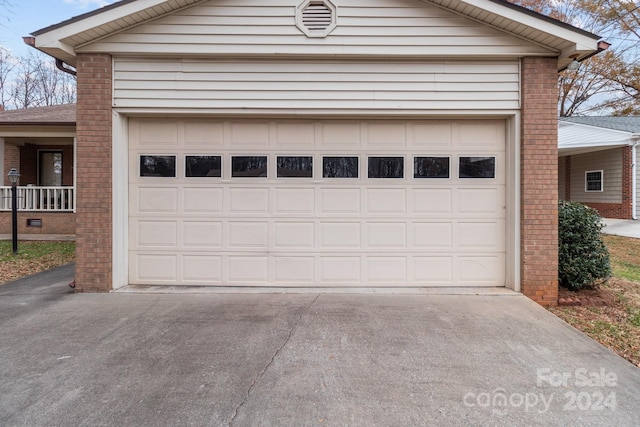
[509,0,640,116]
[0,49,76,110]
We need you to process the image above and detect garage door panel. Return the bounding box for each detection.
[456,188,505,216]
[413,256,453,284]
[135,187,178,214]
[366,189,406,214]
[457,221,506,250]
[319,257,361,283]
[136,221,178,248]
[411,223,453,249]
[318,121,362,148]
[129,118,507,287]
[229,121,270,147]
[412,188,452,215]
[183,188,223,213]
[227,256,269,283]
[135,254,178,282]
[274,122,315,147]
[320,188,361,214]
[456,255,506,285]
[183,221,223,248]
[229,188,269,214]
[366,223,406,248]
[184,121,224,147]
[367,257,407,283]
[411,122,452,148]
[228,222,269,248]
[182,255,222,283]
[273,257,315,284]
[274,222,315,248]
[274,188,315,214]
[320,222,361,248]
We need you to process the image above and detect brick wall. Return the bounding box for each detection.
[4,144,19,186]
[520,57,559,307]
[18,144,74,186]
[75,53,113,292]
[0,212,75,234]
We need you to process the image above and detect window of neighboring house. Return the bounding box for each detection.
[39,151,63,186]
[585,170,603,192]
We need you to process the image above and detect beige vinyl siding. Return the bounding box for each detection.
[82,0,555,57]
[558,156,566,200]
[113,58,520,110]
[570,149,622,204]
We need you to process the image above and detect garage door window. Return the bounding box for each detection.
[323,156,359,178]
[414,156,449,178]
[140,155,176,177]
[368,157,404,178]
[277,156,313,178]
[232,156,268,178]
[185,155,221,177]
[459,156,495,178]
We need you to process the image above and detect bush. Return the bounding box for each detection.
[558,201,611,290]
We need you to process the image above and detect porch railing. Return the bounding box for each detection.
[0,186,75,212]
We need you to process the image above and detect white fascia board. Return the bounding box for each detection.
[457,0,600,49]
[559,123,635,150]
[33,0,187,55]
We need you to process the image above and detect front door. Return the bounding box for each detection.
[39,151,63,186]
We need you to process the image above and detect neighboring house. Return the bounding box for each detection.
[27,0,605,306]
[0,104,76,235]
[559,117,640,220]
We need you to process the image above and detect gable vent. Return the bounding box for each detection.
[302,2,332,31]
[296,0,337,38]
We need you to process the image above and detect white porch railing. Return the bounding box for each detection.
[0,186,75,212]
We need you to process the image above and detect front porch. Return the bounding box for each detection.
[0,104,77,236]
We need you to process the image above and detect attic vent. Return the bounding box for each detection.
[302,2,331,31]
[296,0,337,38]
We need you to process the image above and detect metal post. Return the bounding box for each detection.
[7,168,20,255]
[11,182,17,255]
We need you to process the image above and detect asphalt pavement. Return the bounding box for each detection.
[0,264,639,426]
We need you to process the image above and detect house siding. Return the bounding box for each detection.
[569,149,622,204]
[75,53,113,292]
[113,59,521,111]
[520,56,558,307]
[558,156,566,200]
[84,0,554,57]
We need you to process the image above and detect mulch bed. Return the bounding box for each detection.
[558,286,618,307]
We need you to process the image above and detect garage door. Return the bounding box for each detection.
[128,119,506,287]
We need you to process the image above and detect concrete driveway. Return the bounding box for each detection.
[601,218,640,239]
[1,265,639,426]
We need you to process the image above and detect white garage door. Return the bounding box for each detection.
[128,119,506,287]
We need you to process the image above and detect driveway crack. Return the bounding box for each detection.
[228,294,319,426]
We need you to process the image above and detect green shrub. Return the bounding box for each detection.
[558,201,611,290]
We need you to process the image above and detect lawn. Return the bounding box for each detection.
[550,234,640,367]
[0,240,75,284]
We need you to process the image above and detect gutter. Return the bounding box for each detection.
[559,40,611,72]
[22,36,77,77]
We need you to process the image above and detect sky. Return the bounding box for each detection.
[0,0,120,57]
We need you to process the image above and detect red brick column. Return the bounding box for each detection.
[520,57,559,306]
[75,53,113,292]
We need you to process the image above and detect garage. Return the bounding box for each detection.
[128,118,505,287]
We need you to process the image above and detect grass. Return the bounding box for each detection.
[550,234,640,367]
[0,240,75,284]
